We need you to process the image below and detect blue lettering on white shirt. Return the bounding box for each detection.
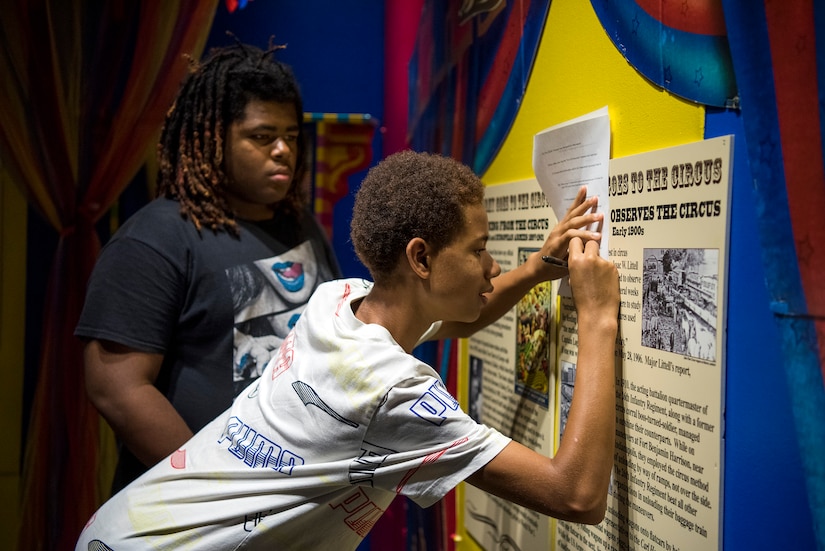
[219,416,305,474]
[409,380,460,426]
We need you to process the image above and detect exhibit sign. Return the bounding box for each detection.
[464,136,732,551]
[557,135,732,551]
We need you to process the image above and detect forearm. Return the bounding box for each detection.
[98,385,194,467]
[554,313,618,511]
[462,312,618,524]
[84,340,194,468]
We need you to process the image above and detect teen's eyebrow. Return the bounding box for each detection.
[248,123,300,132]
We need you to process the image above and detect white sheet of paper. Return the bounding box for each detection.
[532,106,611,259]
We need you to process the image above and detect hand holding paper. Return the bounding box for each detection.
[533,187,603,279]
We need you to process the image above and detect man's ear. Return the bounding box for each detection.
[406,237,431,278]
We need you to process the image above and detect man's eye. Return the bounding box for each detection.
[283,135,298,143]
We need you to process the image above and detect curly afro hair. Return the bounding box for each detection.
[350,151,485,282]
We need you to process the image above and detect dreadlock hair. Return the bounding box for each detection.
[157,40,307,235]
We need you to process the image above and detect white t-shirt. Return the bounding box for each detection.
[76,279,511,550]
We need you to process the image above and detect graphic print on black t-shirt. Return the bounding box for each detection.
[227,240,321,392]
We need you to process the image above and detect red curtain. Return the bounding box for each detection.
[0,2,218,548]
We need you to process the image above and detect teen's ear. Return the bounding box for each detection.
[406,237,431,278]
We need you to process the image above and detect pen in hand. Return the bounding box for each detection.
[541,255,568,269]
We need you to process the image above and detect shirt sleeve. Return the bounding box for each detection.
[75,237,186,353]
[361,375,511,508]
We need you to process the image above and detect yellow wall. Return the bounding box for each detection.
[0,163,26,549]
[455,0,704,548]
[485,0,704,188]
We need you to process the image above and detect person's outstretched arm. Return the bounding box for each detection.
[467,236,619,523]
[85,340,194,468]
[436,187,602,339]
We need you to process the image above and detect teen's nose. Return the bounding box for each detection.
[271,137,293,157]
[489,257,502,279]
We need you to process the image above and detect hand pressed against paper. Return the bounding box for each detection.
[567,236,620,321]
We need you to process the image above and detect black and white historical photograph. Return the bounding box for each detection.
[558,359,576,438]
[468,355,484,423]
[641,248,719,362]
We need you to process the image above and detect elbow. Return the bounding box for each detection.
[555,483,609,525]
[569,496,608,525]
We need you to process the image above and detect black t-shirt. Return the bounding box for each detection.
[76,197,341,490]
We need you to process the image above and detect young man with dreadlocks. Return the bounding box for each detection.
[75,43,341,492]
[76,151,619,550]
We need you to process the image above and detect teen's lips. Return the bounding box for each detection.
[480,286,494,305]
[268,169,292,184]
